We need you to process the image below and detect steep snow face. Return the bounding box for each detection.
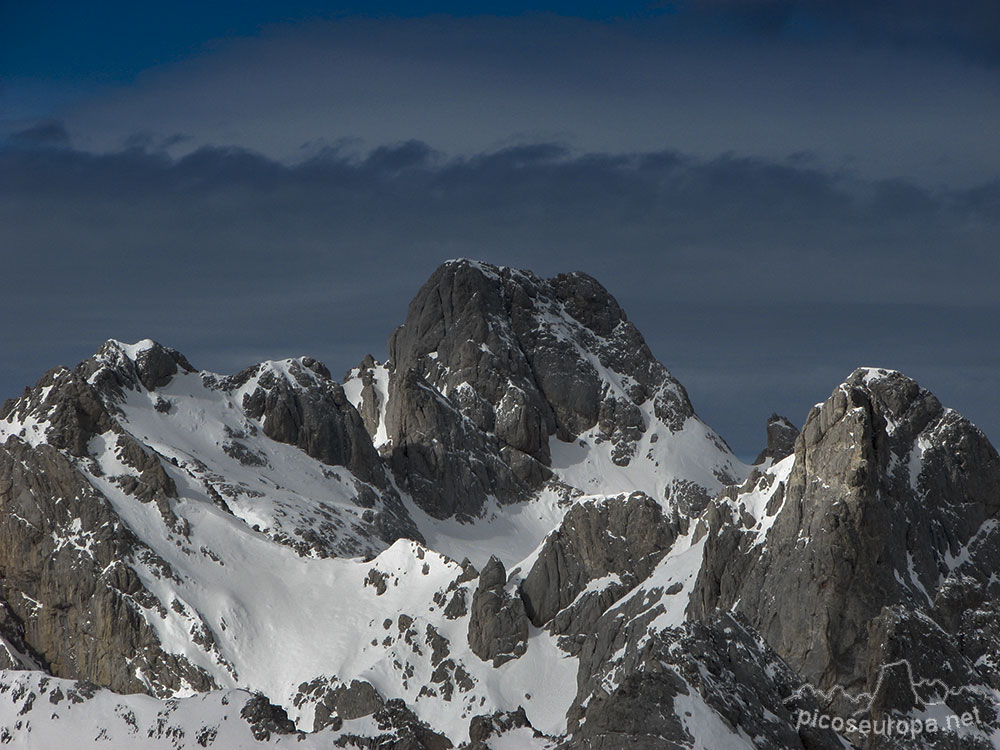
[399,488,574,570]
[548,411,743,513]
[108,365,386,559]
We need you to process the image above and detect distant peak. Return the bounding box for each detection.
[754,413,799,465]
[850,366,904,386]
[94,338,194,391]
[442,257,503,273]
[841,367,928,418]
[101,337,156,356]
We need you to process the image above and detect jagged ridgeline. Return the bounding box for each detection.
[0,259,998,749]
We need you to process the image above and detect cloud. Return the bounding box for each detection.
[5,120,72,149]
[2,134,995,303]
[28,14,996,188]
[670,0,1000,63]
[1,133,998,457]
[2,7,997,459]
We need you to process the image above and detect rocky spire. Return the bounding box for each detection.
[753,413,799,465]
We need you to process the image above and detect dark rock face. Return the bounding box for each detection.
[691,368,1000,698]
[332,697,454,750]
[0,437,215,697]
[80,340,193,399]
[564,609,846,750]
[233,358,383,486]
[133,342,195,391]
[520,492,679,629]
[385,259,708,520]
[351,354,385,442]
[0,365,116,458]
[239,694,298,741]
[467,557,528,667]
[294,677,386,731]
[385,368,528,521]
[226,357,422,546]
[753,413,799,465]
[466,707,543,749]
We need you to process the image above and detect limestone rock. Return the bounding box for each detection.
[565,608,845,750]
[226,356,422,545]
[294,677,386,731]
[0,436,216,696]
[520,492,679,630]
[753,413,799,465]
[351,354,385,442]
[467,557,528,667]
[233,357,383,484]
[239,694,298,741]
[384,259,724,520]
[691,367,1000,696]
[466,707,545,749]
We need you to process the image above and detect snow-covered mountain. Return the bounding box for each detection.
[1,260,998,748]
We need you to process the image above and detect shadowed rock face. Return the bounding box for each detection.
[563,612,847,750]
[384,259,703,520]
[80,339,194,400]
[1,365,116,459]
[232,357,384,487]
[520,492,679,629]
[467,556,528,667]
[690,367,1000,696]
[223,356,422,547]
[753,413,799,465]
[0,437,218,696]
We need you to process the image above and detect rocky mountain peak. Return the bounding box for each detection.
[381,259,741,520]
[86,339,196,396]
[692,367,1000,699]
[753,413,799,465]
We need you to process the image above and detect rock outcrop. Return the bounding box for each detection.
[753,413,798,465]
[564,610,846,750]
[467,556,528,667]
[520,492,679,631]
[0,436,217,696]
[228,356,383,486]
[691,368,1000,696]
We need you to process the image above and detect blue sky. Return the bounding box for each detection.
[2,1,998,458]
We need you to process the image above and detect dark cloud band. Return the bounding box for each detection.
[1,134,997,457]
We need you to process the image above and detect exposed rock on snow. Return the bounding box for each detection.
[467,556,528,667]
[688,367,1000,746]
[520,491,679,631]
[2,265,1000,749]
